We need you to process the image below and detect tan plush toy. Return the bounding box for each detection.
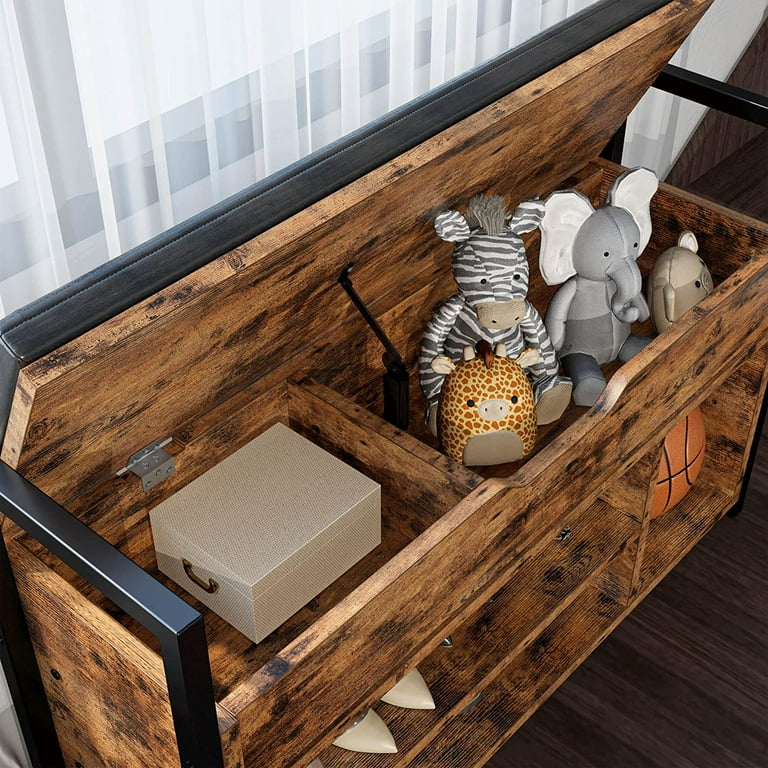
[436,340,538,465]
[647,231,713,333]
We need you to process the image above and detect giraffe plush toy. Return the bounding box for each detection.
[438,341,538,465]
[419,195,571,435]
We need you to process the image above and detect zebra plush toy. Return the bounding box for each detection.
[419,195,572,435]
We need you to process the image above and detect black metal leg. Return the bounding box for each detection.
[0,531,65,768]
[728,386,768,517]
[339,264,410,430]
[160,617,223,768]
[601,120,627,164]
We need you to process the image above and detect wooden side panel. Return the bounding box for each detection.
[1,0,712,504]
[7,539,242,768]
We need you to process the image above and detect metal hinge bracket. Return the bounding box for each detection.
[117,437,175,492]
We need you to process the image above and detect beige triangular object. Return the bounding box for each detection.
[381,668,435,709]
[332,709,398,753]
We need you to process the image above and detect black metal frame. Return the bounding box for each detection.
[339,264,410,430]
[655,64,768,128]
[0,463,223,768]
[647,64,767,516]
[0,35,766,768]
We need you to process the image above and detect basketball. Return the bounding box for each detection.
[651,407,706,519]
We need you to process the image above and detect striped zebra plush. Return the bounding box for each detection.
[419,195,571,430]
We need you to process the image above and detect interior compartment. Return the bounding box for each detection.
[10,378,481,703]
[351,162,768,484]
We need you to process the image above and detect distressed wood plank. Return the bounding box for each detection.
[318,499,635,767]
[404,585,626,768]
[223,233,768,766]
[6,539,242,768]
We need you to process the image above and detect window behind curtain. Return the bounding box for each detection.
[0,0,604,318]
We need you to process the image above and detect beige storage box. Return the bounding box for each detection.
[149,422,381,643]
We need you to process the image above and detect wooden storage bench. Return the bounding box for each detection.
[1,2,767,766]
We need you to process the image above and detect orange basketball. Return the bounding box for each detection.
[651,407,706,519]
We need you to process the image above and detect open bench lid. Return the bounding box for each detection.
[0,0,713,505]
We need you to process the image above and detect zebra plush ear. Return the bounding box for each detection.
[507,199,545,235]
[435,210,471,242]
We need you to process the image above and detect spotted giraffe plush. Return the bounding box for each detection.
[438,341,539,465]
[419,195,571,434]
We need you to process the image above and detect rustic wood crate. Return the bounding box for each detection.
[3,2,767,766]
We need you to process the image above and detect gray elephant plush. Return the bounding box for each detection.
[538,167,658,406]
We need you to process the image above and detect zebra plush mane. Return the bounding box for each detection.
[465,195,508,236]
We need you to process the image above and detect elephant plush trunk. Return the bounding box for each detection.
[606,257,648,323]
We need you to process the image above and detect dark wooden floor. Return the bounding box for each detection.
[487,135,768,767]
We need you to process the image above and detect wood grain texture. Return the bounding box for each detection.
[10,3,768,766]
[225,236,768,767]
[405,585,626,768]
[1,0,712,505]
[7,170,767,768]
[317,499,636,767]
[685,130,768,222]
[6,539,242,768]
[488,416,768,768]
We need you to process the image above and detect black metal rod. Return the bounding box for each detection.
[728,377,768,518]
[339,264,410,430]
[161,618,224,768]
[654,64,768,127]
[0,532,65,768]
[600,120,627,164]
[339,264,407,369]
[0,461,224,768]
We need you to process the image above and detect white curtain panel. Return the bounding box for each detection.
[0,0,606,318]
[622,0,768,174]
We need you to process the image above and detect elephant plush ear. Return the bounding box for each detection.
[539,190,594,285]
[608,167,658,252]
[435,209,471,242]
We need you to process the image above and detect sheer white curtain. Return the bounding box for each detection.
[0,0,603,319]
[622,0,767,174]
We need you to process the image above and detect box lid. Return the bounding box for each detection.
[0,1,713,504]
[149,423,380,598]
